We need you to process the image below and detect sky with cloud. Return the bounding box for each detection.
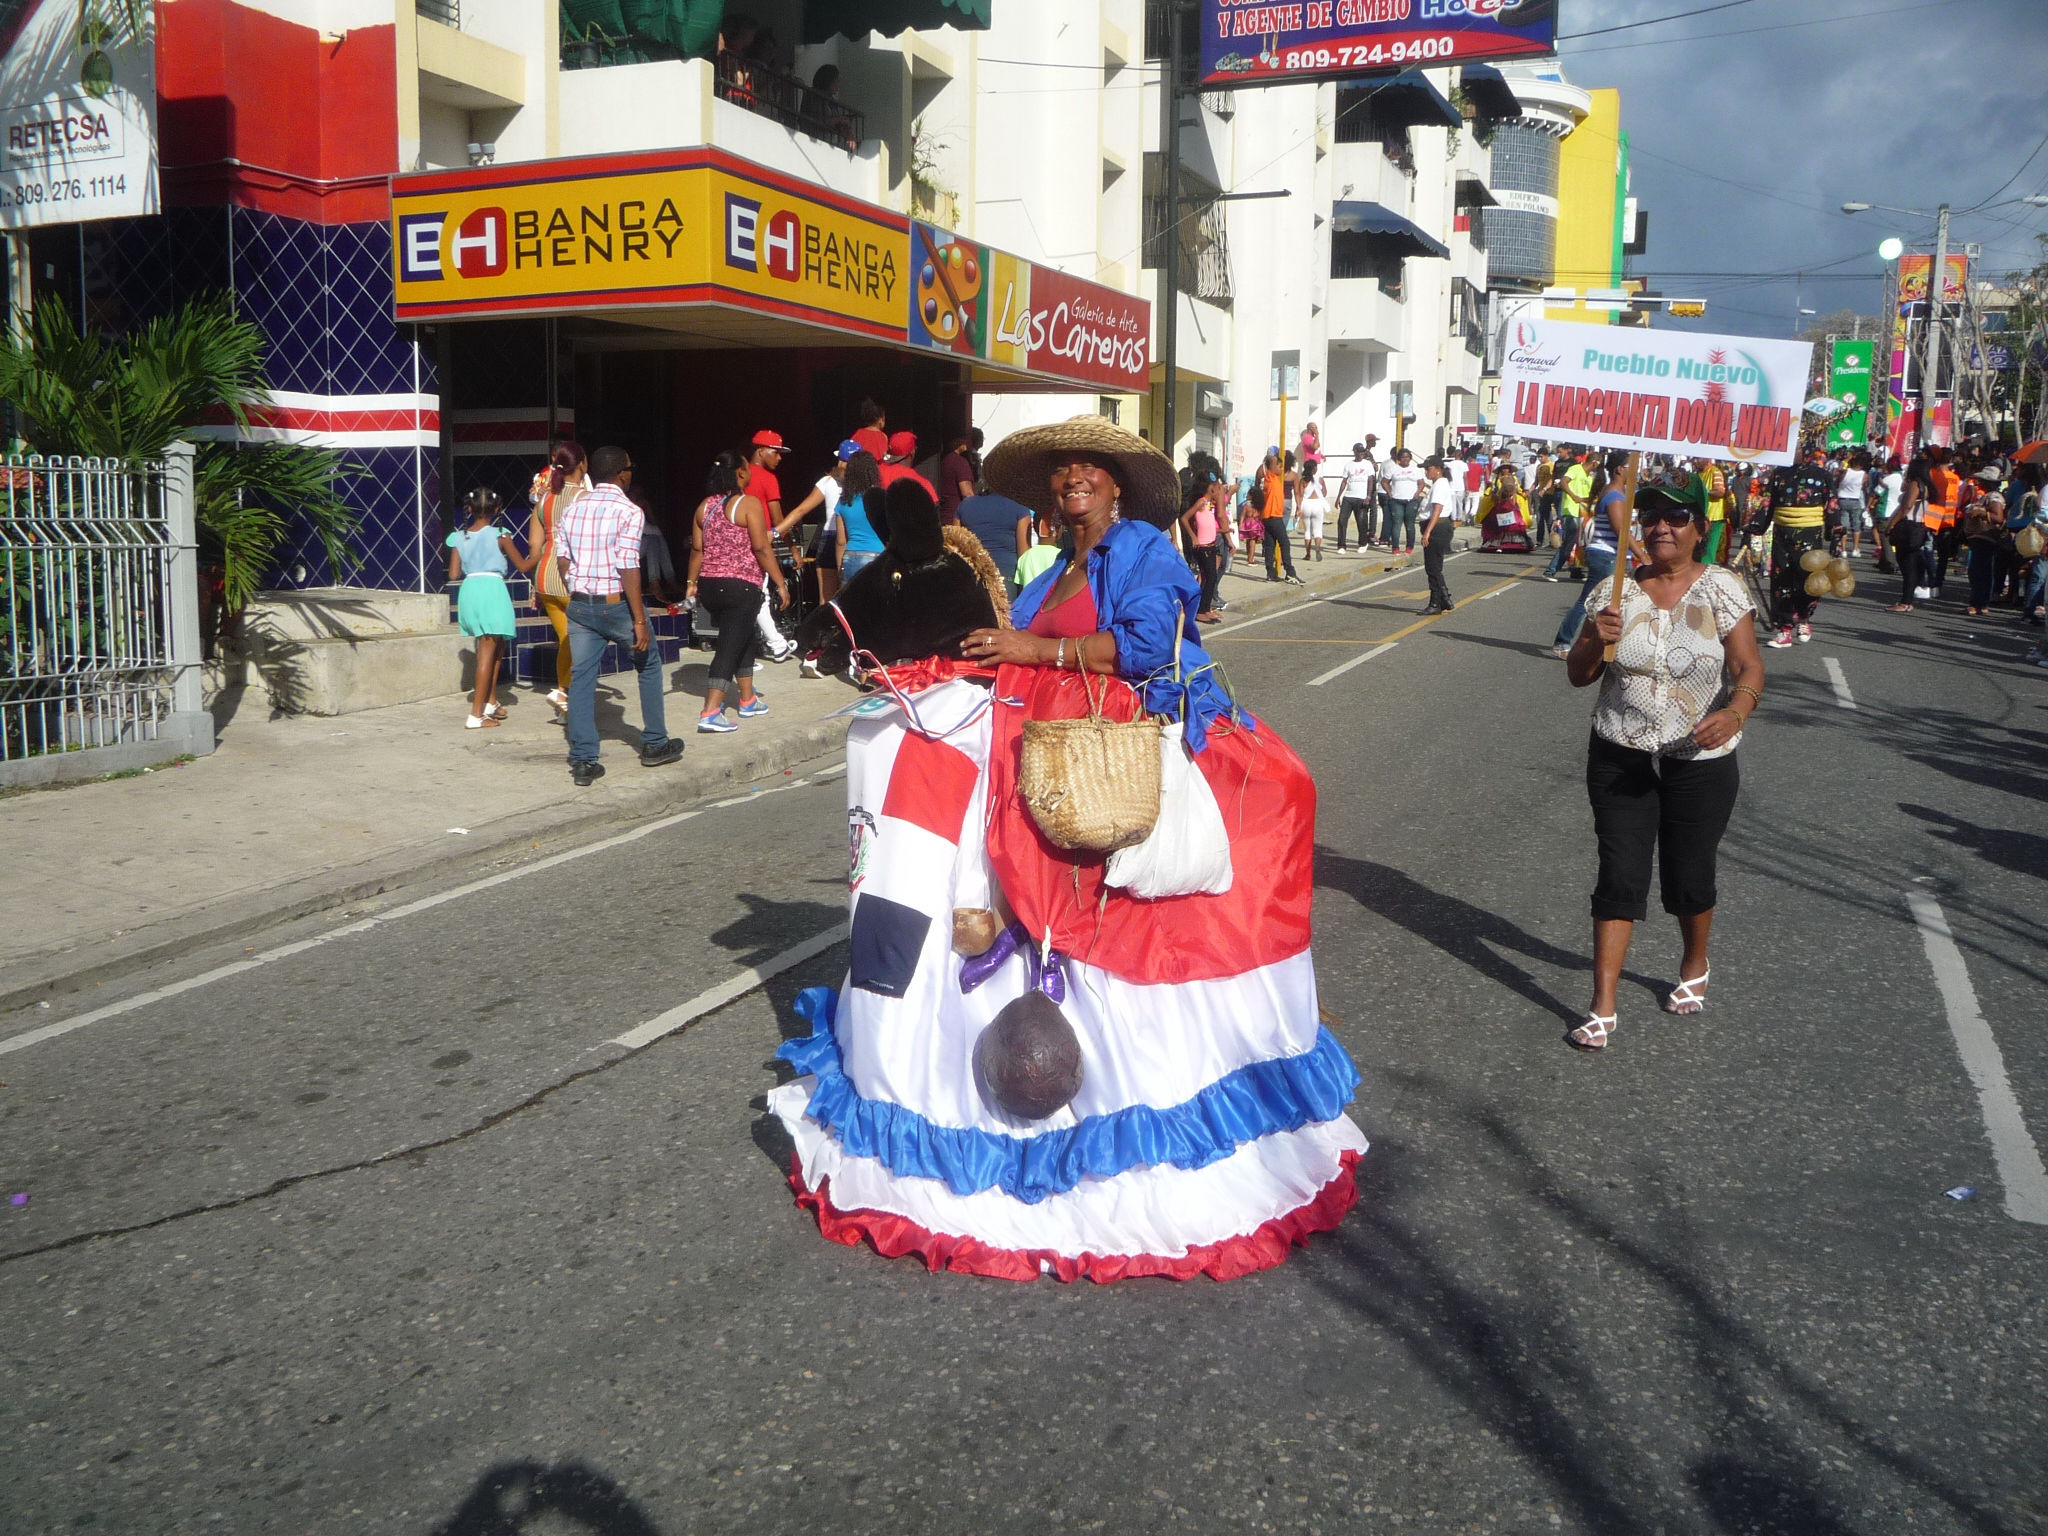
[1552,0,2048,338]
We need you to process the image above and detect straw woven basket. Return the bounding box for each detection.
[1019,679,1162,852]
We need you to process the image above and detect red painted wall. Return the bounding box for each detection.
[158,0,396,223]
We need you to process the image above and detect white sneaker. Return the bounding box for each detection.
[766,641,798,663]
[799,655,823,679]
[1766,628,1795,649]
[1796,622,1812,644]
[1914,587,1934,601]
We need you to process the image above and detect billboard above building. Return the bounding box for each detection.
[390,148,1149,394]
[1198,0,1557,89]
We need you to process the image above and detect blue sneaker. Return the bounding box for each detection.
[697,711,736,734]
[737,693,770,718]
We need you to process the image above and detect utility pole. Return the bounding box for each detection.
[1158,0,1183,458]
[1919,202,1949,450]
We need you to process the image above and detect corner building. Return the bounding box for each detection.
[44,0,1152,689]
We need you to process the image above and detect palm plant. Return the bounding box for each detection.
[0,293,359,611]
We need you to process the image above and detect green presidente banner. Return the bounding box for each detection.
[1827,338,1874,450]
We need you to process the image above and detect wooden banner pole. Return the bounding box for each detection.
[1601,452,1641,663]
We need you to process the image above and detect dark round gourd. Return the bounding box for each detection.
[975,991,1084,1121]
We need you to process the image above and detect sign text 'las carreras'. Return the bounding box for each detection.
[1497,318,1813,466]
[393,149,904,338]
[908,222,1150,394]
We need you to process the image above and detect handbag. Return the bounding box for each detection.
[532,487,568,601]
[1019,666,1162,854]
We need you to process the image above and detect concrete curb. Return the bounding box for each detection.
[0,559,1401,1015]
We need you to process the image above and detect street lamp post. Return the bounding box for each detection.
[1843,198,1952,450]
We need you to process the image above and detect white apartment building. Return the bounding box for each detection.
[1135,26,1508,482]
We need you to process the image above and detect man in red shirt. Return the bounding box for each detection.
[746,429,786,523]
[880,430,937,499]
[744,428,797,662]
[851,398,888,462]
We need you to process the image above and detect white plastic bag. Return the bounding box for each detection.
[1104,722,1233,899]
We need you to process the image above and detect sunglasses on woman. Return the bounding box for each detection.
[1637,506,1700,528]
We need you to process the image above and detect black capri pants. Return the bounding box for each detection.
[1585,733,1740,922]
[696,576,763,694]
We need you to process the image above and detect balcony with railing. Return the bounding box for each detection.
[1143,191,1233,308]
[416,0,459,26]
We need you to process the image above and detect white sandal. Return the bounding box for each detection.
[465,713,500,730]
[483,702,507,720]
[1664,968,1710,1015]
[1567,1012,1615,1051]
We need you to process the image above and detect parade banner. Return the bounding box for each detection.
[1497,317,1812,466]
[1826,338,1873,449]
[1897,252,1969,304]
[1198,0,1556,88]
[0,0,158,230]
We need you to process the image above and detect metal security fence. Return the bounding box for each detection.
[0,445,208,778]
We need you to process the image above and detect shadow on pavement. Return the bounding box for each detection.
[1315,847,1662,1022]
[1311,1086,2025,1536]
[429,1460,664,1535]
[1900,803,2048,883]
[1430,629,1564,661]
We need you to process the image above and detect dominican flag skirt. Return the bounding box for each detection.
[768,664,1368,1282]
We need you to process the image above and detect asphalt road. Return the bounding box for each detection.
[3,550,2044,1536]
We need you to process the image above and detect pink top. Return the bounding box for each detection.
[698,495,763,582]
[1026,582,1100,640]
[1192,499,1219,547]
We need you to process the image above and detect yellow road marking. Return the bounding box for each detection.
[1374,568,1538,644]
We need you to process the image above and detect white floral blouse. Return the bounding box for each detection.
[1592,566,1753,760]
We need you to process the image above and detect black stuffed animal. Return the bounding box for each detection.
[798,478,1011,672]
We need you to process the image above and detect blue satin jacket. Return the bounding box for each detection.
[1009,519,1241,752]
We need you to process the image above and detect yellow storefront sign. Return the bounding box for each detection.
[392,148,909,339]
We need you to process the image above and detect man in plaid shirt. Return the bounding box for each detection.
[557,444,682,785]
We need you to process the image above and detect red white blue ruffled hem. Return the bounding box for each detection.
[771,673,1367,1283]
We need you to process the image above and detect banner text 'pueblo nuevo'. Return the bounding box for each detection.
[1497,320,1812,466]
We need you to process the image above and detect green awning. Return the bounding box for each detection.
[801,0,992,44]
[561,0,724,55]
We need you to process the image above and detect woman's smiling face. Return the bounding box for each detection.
[1049,454,1120,526]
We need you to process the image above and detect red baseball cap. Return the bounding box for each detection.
[887,430,917,459]
[751,429,785,449]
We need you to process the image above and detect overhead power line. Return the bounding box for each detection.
[1554,0,1760,42]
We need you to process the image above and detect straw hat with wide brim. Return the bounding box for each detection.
[982,415,1181,528]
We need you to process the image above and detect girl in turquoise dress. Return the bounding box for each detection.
[445,488,536,729]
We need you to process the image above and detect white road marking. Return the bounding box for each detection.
[1906,891,2048,1225]
[1305,643,1398,688]
[1205,554,1471,639]
[0,772,830,1058]
[1822,656,1857,710]
[605,924,848,1052]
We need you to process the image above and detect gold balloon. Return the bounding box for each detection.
[1799,548,1832,573]
[1827,558,1852,581]
[1832,575,1857,598]
[1805,571,1834,597]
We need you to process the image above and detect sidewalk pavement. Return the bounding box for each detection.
[0,545,1430,1012]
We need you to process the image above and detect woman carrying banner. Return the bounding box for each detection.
[1563,482,1766,1050]
[770,416,1367,1282]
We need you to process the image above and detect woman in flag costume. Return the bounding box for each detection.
[772,417,1367,1282]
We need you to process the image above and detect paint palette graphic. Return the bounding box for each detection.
[916,235,984,350]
